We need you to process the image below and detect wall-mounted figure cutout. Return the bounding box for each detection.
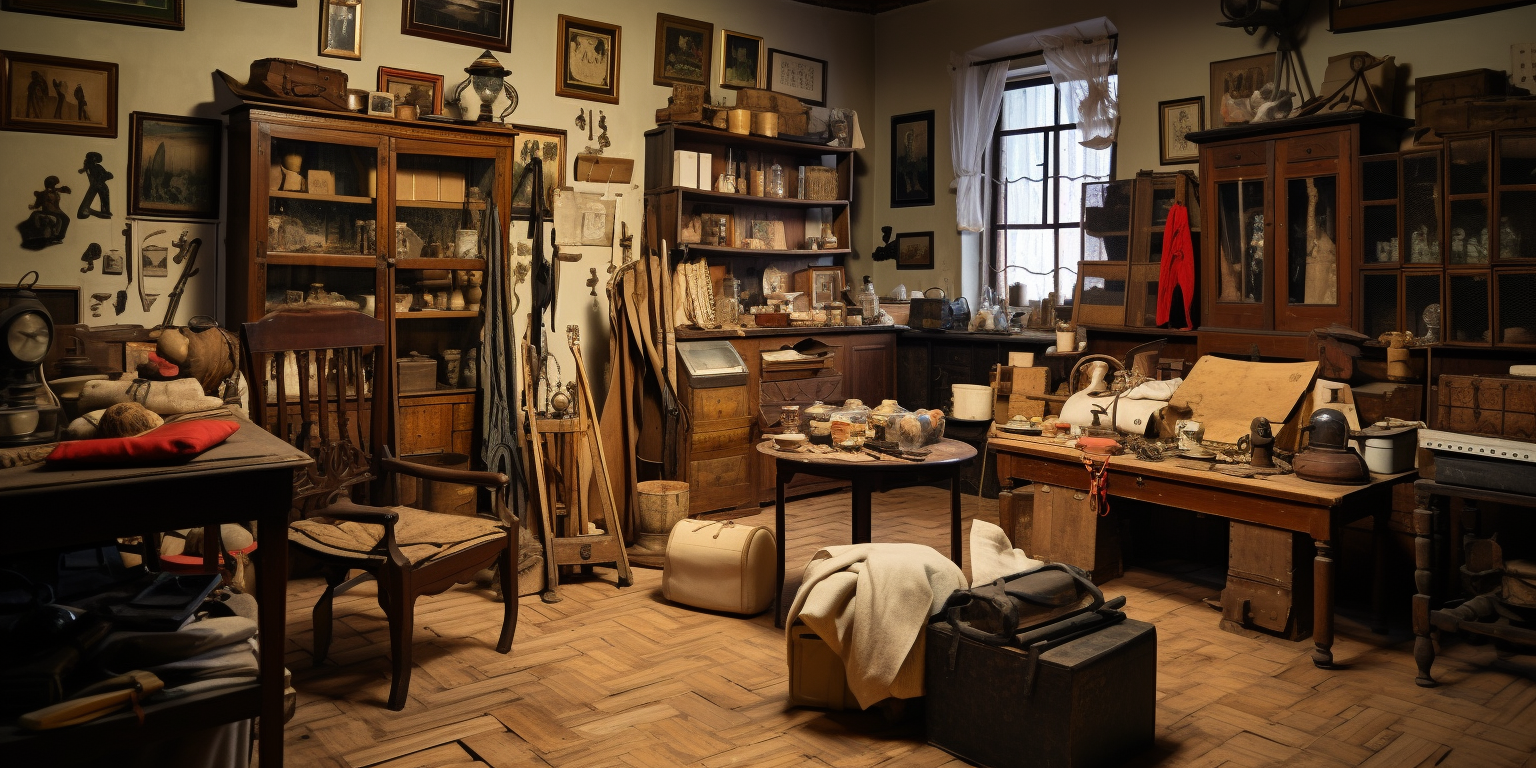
[18,175,71,249]
[76,152,112,219]
[80,242,102,272]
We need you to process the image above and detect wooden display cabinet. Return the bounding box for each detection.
[225,103,515,462]
[1188,112,1410,358]
[1073,171,1200,331]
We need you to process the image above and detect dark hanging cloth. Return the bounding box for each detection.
[523,157,554,370]
[481,201,526,523]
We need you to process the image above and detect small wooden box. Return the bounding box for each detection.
[1416,68,1509,110]
[1017,482,1121,584]
[1221,521,1313,640]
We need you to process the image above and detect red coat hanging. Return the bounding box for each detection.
[1157,202,1196,329]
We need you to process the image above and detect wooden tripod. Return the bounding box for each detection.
[522,327,632,603]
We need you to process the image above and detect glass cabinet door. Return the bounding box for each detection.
[1285,175,1339,306]
[267,137,380,258]
[1360,155,1398,264]
[1081,180,1132,262]
[1402,150,1442,263]
[1495,134,1536,261]
[1448,137,1491,264]
[1215,179,1266,304]
[393,153,497,263]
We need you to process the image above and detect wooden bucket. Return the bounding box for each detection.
[634,480,690,559]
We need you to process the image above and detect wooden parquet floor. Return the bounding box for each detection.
[279,486,1536,768]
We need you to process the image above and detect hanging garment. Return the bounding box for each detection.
[1156,202,1196,329]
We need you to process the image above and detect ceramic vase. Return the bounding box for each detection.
[464,272,483,312]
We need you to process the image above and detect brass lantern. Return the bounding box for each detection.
[452,50,519,123]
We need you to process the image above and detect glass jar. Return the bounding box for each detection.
[922,408,945,445]
[893,411,931,453]
[717,278,741,325]
[869,399,907,442]
[780,404,801,434]
[830,406,869,451]
[804,401,835,445]
[768,162,786,199]
[858,276,879,325]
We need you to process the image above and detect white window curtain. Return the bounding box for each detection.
[949,52,1008,232]
[1039,34,1118,150]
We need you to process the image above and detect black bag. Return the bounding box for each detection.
[940,562,1106,642]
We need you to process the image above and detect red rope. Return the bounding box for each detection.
[1082,453,1110,517]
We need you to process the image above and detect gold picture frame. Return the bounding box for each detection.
[319,0,362,61]
[718,30,764,91]
[654,13,712,88]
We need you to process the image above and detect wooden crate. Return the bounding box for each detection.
[1437,373,1536,440]
[1221,521,1313,640]
[1009,482,1122,584]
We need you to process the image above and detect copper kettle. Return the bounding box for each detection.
[1293,408,1369,484]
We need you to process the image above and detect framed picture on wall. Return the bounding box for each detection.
[400,0,511,52]
[896,231,934,270]
[890,110,934,208]
[1158,96,1204,165]
[1209,53,1272,129]
[556,15,621,104]
[128,113,223,220]
[318,0,362,60]
[1,0,184,30]
[510,124,567,217]
[378,67,443,116]
[767,48,827,106]
[654,13,711,88]
[0,51,118,138]
[1329,0,1535,32]
[718,31,763,90]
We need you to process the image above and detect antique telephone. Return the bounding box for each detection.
[0,272,62,446]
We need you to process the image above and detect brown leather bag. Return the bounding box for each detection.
[217,58,349,111]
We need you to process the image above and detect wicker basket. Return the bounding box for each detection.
[803,166,838,201]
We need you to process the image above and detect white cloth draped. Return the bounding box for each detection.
[1040,34,1119,150]
[948,52,1008,233]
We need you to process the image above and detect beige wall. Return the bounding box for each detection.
[866,0,1536,306]
[0,0,874,379]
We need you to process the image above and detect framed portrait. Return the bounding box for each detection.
[400,0,511,52]
[1209,53,1273,129]
[895,231,934,270]
[510,124,566,217]
[1,0,183,30]
[1158,97,1204,165]
[718,31,763,91]
[799,266,846,307]
[556,15,621,105]
[1329,0,1534,32]
[768,49,827,107]
[1,51,118,138]
[128,113,222,220]
[319,0,362,60]
[378,67,443,116]
[890,110,934,208]
[366,91,395,117]
[654,14,711,88]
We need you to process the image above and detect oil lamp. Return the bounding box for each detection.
[452,50,518,123]
[0,271,62,446]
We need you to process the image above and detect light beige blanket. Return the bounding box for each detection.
[785,543,966,708]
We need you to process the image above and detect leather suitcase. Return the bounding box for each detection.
[661,520,775,615]
[218,58,350,111]
[925,617,1156,768]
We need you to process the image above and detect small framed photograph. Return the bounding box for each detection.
[718,30,764,91]
[556,15,621,105]
[1,50,118,138]
[129,113,223,220]
[767,48,827,107]
[378,67,443,116]
[401,0,511,53]
[318,0,363,60]
[654,13,711,88]
[891,110,935,208]
[1210,53,1272,129]
[798,266,846,307]
[1158,97,1204,165]
[510,124,567,217]
[1,0,184,30]
[366,91,395,117]
[896,231,934,270]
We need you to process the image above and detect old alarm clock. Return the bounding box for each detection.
[0,271,62,445]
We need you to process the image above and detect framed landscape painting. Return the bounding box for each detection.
[654,13,711,88]
[379,66,443,116]
[401,0,511,52]
[1,51,118,138]
[555,15,620,104]
[1,0,184,30]
[896,231,934,270]
[129,112,222,220]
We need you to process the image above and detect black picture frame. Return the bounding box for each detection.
[890,110,935,208]
[0,50,119,138]
[1158,96,1204,166]
[128,112,223,221]
[1,0,184,30]
[766,48,827,107]
[401,0,512,53]
[895,231,934,270]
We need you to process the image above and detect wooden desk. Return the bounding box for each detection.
[0,420,311,768]
[990,433,1413,668]
[759,438,975,627]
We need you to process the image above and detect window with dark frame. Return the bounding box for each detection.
[990,74,1117,310]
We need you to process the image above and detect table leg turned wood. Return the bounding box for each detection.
[1372,506,1390,635]
[258,497,289,768]
[850,476,874,545]
[951,466,963,569]
[1312,539,1335,668]
[1413,490,1438,686]
[774,464,789,629]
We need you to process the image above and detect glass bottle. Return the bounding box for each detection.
[857,276,879,325]
[768,162,786,199]
[869,399,908,442]
[830,404,869,451]
[717,278,741,325]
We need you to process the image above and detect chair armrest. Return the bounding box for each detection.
[381,458,509,489]
[315,500,400,526]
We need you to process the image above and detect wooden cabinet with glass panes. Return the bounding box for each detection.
[225,104,514,461]
[1356,129,1536,348]
[1187,111,1410,358]
[1073,170,1200,330]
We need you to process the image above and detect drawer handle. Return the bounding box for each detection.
[1305,147,1313,154]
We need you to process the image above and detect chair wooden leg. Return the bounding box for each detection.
[386,594,414,711]
[496,547,518,654]
[312,568,347,665]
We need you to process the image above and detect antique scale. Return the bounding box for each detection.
[0,271,62,446]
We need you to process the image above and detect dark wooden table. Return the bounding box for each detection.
[0,419,311,768]
[758,438,976,626]
[990,433,1414,669]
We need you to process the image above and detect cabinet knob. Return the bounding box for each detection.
[1305,147,1313,155]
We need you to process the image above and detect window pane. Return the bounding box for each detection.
[1000,228,1055,305]
[999,133,1047,225]
[1055,128,1113,224]
[1001,82,1054,130]
[1058,226,1081,299]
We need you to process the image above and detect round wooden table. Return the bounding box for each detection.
[757,437,977,626]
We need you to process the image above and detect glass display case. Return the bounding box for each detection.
[1360,154,1398,264]
[1081,180,1132,262]
[1215,179,1266,305]
[1496,134,1536,261]
[1403,149,1442,264]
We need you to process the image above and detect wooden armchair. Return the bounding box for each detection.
[243,310,517,711]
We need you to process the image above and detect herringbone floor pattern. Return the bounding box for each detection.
[279,487,1536,767]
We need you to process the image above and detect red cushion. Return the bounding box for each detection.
[46,420,240,466]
